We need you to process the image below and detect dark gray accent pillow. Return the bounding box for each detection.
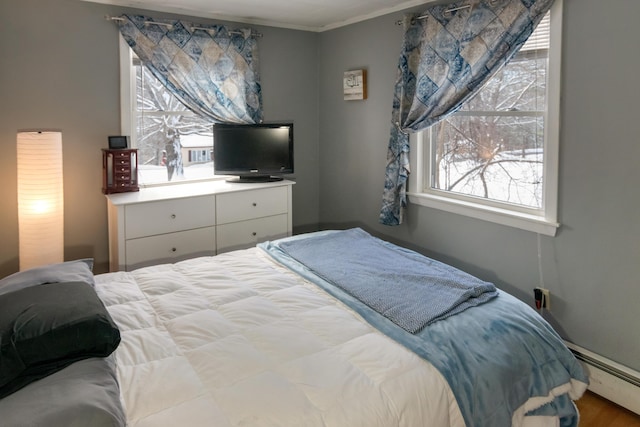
[0,259,94,296]
[0,281,121,398]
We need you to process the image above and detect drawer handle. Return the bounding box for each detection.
[171,247,177,252]
[171,214,176,219]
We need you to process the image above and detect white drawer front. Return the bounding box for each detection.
[125,195,215,239]
[217,215,288,253]
[125,226,215,270]
[217,187,287,225]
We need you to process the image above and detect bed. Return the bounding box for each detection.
[0,228,588,426]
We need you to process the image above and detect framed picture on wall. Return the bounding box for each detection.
[344,69,367,101]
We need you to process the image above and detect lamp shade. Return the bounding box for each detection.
[17,131,64,271]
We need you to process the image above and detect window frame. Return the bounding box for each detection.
[407,0,562,237]
[119,35,134,143]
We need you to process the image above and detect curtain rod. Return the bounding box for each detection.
[105,15,263,38]
[395,0,496,25]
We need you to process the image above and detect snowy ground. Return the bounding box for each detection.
[436,150,543,209]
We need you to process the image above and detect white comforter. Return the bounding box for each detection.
[95,248,465,427]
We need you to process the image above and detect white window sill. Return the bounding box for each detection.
[407,191,559,236]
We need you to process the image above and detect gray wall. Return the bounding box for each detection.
[0,0,319,275]
[318,0,640,372]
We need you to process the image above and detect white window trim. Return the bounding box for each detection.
[119,35,134,139]
[407,0,562,237]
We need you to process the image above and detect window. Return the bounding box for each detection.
[119,36,216,186]
[409,2,562,236]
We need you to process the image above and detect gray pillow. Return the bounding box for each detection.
[0,259,94,296]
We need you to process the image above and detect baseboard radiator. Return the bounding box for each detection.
[565,342,640,415]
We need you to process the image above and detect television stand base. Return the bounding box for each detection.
[226,176,284,183]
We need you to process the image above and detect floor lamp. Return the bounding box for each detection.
[17,131,64,271]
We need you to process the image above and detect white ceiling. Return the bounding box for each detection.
[81,0,427,32]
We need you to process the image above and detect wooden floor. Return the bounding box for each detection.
[576,391,640,427]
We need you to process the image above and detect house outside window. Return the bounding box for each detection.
[408,3,561,236]
[120,37,216,186]
[182,134,214,165]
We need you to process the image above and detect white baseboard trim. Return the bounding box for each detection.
[565,342,640,415]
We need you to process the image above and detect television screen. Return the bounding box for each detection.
[213,123,293,183]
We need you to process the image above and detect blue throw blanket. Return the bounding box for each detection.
[260,229,588,427]
[277,227,498,333]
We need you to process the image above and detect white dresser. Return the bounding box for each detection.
[106,180,294,271]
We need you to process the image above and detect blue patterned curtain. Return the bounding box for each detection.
[380,0,555,226]
[117,15,263,124]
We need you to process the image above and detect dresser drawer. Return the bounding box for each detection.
[125,226,216,269]
[125,195,215,239]
[217,214,288,253]
[113,164,131,175]
[115,173,131,182]
[113,150,132,159]
[216,187,287,225]
[112,153,131,167]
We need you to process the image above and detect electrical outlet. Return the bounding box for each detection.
[535,287,551,310]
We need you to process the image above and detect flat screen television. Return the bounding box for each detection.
[213,122,294,183]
